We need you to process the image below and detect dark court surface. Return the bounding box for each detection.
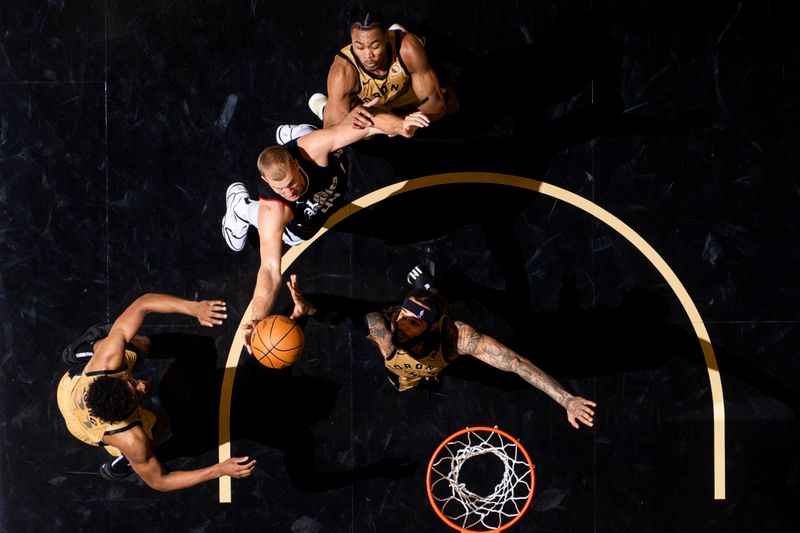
[2,1,799,532]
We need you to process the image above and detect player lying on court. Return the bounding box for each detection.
[319,11,459,131]
[57,293,257,490]
[275,10,458,143]
[222,101,429,355]
[284,270,596,429]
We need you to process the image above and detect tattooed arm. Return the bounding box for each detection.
[365,312,394,358]
[455,321,596,429]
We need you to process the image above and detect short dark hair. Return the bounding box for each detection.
[85,376,132,423]
[350,10,385,32]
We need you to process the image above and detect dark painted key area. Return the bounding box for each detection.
[2,1,798,532]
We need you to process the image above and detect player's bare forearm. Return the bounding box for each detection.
[415,94,446,121]
[126,294,197,320]
[457,322,596,428]
[485,337,571,406]
[133,295,226,327]
[252,268,280,322]
[111,293,215,344]
[370,111,405,136]
[140,457,256,492]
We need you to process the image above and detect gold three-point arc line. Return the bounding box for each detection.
[217,172,726,502]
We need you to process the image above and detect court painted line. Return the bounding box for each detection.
[219,172,725,502]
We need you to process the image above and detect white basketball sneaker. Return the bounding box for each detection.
[275,124,317,145]
[221,182,252,252]
[308,93,328,122]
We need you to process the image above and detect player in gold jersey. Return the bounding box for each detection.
[322,12,459,136]
[276,11,458,144]
[285,271,596,430]
[57,293,257,490]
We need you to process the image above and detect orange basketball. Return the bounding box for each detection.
[250,315,304,369]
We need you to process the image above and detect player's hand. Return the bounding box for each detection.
[399,111,430,138]
[241,320,257,354]
[220,456,257,478]
[193,300,227,327]
[348,100,376,129]
[286,274,316,319]
[565,396,596,429]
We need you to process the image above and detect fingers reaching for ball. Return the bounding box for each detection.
[286,274,300,296]
[241,320,256,354]
[286,274,315,319]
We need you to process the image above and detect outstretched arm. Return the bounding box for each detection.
[456,321,596,429]
[297,115,378,166]
[298,98,427,165]
[242,200,294,353]
[114,294,226,336]
[86,294,227,372]
[104,426,256,492]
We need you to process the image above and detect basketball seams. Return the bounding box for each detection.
[269,319,298,347]
[251,316,304,368]
[268,325,303,351]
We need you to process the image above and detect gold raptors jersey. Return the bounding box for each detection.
[337,29,421,111]
[57,348,156,457]
[384,318,460,392]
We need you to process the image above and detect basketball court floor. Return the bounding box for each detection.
[2,1,798,531]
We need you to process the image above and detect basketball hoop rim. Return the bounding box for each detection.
[426,426,536,533]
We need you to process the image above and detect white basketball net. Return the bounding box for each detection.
[428,427,534,532]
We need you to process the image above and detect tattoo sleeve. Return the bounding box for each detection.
[365,313,387,339]
[365,312,396,358]
[462,324,571,407]
[456,322,481,355]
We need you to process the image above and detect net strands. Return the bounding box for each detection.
[429,429,533,531]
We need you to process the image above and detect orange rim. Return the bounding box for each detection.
[426,426,535,532]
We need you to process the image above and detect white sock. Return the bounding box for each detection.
[245,199,260,227]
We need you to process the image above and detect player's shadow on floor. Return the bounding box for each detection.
[239,10,707,256]
[435,269,800,525]
[437,268,800,410]
[341,10,707,179]
[331,181,544,313]
[419,10,707,145]
[151,333,415,492]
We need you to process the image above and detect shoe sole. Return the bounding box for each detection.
[100,464,134,481]
[308,93,327,121]
[222,183,250,251]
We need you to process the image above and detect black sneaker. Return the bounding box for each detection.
[406,264,435,291]
[62,323,113,365]
[99,455,134,481]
